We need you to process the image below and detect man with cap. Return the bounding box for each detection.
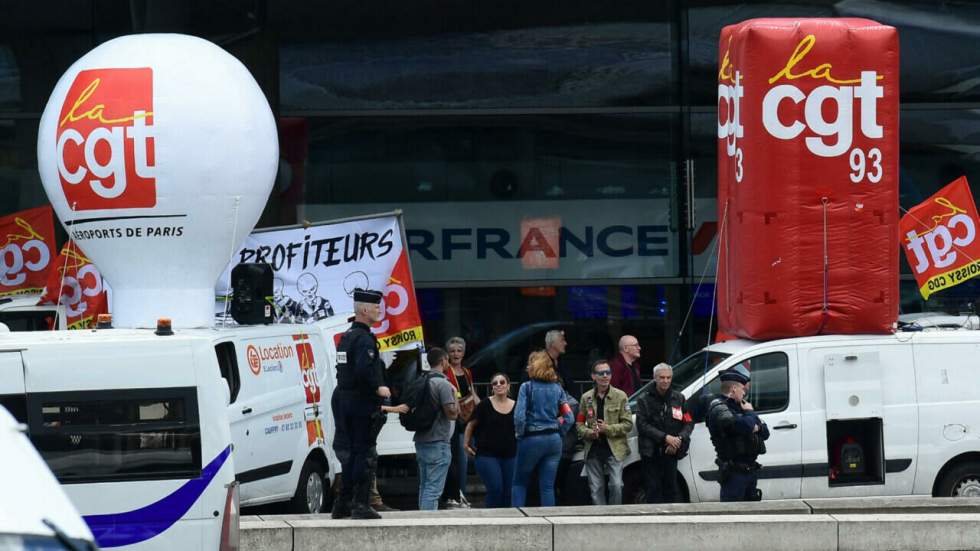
[706,364,770,502]
[331,288,390,519]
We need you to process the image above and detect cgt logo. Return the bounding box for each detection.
[56,68,157,210]
[59,260,102,318]
[905,201,976,275]
[246,345,261,375]
[1,219,50,288]
[717,45,745,182]
[762,35,884,160]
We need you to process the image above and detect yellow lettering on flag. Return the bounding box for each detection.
[378,325,425,352]
[920,258,980,300]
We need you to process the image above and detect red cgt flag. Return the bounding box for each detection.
[0,206,57,297]
[900,176,980,300]
[38,241,108,329]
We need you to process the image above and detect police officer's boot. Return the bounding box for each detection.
[331,480,352,519]
[350,479,381,520]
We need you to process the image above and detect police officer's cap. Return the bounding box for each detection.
[719,364,750,384]
[353,288,383,304]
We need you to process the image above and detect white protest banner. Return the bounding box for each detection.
[216,212,424,352]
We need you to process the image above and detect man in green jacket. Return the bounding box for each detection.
[576,359,634,505]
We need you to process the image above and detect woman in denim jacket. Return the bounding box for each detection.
[512,350,575,506]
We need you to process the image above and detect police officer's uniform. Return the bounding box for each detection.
[706,366,770,502]
[331,288,386,519]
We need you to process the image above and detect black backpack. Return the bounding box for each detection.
[399,372,442,432]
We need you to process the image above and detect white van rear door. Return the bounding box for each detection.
[0,351,25,422]
[800,342,917,497]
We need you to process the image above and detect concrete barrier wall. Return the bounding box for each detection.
[241,519,292,551]
[291,517,552,551]
[242,498,980,551]
[836,513,980,551]
[550,515,837,551]
[523,500,811,517]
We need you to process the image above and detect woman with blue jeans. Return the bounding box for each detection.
[512,351,574,507]
[464,372,516,507]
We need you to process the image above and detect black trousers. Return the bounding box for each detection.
[332,391,377,495]
[441,421,464,501]
[720,469,759,502]
[643,454,679,504]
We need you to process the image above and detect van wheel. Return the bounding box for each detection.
[938,462,980,497]
[292,459,326,513]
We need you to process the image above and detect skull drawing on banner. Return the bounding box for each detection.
[296,272,335,322]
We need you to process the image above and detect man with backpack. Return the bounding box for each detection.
[406,347,459,511]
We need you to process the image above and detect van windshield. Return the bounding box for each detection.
[0,310,57,331]
[629,349,730,402]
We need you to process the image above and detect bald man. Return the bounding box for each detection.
[609,335,642,396]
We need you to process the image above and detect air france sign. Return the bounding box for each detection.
[306,200,677,282]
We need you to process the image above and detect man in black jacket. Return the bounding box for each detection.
[706,366,770,502]
[331,288,390,519]
[635,362,693,503]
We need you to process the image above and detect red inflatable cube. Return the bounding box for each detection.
[716,18,899,339]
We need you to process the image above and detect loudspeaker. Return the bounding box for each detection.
[230,263,273,325]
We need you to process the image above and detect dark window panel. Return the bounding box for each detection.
[275,1,677,110]
[26,387,202,484]
[297,114,676,204]
[685,1,980,105]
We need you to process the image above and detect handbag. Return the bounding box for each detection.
[455,367,476,422]
[458,394,476,423]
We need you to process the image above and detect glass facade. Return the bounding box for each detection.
[4,1,980,385]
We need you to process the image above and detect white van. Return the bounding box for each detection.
[209,314,417,512]
[1,306,416,517]
[207,316,348,513]
[0,329,238,550]
[0,404,96,551]
[610,330,980,502]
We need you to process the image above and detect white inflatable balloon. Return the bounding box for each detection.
[37,34,277,328]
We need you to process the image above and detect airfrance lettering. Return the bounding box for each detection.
[238,229,395,271]
[406,225,669,261]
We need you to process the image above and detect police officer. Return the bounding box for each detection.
[331,288,389,519]
[706,365,770,502]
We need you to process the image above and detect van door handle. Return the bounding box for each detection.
[773,423,797,430]
[241,407,253,415]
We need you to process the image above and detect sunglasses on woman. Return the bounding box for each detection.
[491,380,508,386]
